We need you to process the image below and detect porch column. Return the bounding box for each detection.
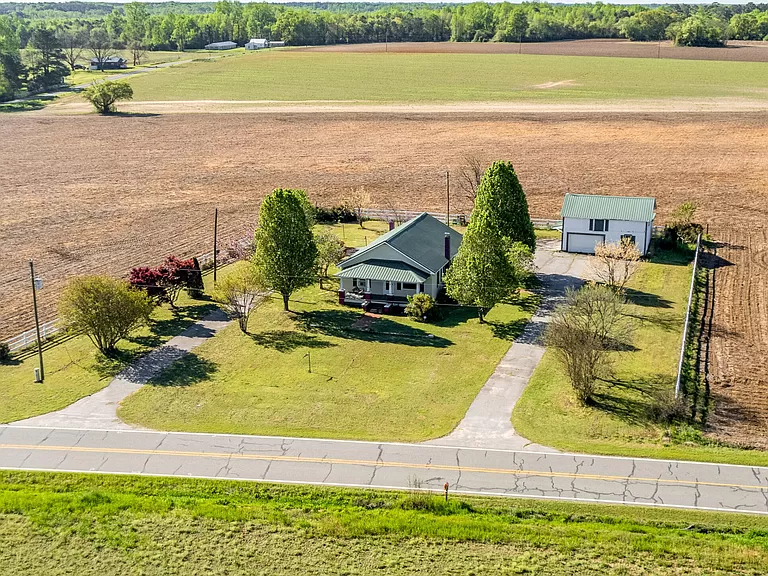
[387,281,393,295]
[416,283,421,294]
[365,279,371,292]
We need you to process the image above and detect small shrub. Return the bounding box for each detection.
[405,293,436,322]
[0,342,11,363]
[647,389,689,424]
[82,81,133,114]
[315,205,356,224]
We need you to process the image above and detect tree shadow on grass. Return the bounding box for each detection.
[488,318,530,341]
[591,373,673,426]
[250,330,337,353]
[147,352,218,387]
[433,306,478,328]
[295,310,452,348]
[624,310,680,332]
[92,349,143,380]
[624,288,673,309]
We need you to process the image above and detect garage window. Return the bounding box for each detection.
[590,219,609,232]
[621,234,636,245]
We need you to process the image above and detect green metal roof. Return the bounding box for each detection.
[340,213,462,273]
[561,194,656,222]
[336,260,430,284]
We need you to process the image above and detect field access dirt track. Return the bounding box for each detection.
[2,111,768,343]
[298,39,768,63]
[706,227,768,449]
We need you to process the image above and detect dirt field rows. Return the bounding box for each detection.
[2,111,767,339]
[706,227,768,448]
[300,39,768,63]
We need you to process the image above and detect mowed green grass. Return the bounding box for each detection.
[0,293,216,424]
[1,471,767,575]
[513,248,768,467]
[118,282,537,441]
[127,50,768,103]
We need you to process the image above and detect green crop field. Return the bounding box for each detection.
[1,472,767,575]
[125,50,768,103]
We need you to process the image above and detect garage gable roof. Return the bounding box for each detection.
[561,194,656,223]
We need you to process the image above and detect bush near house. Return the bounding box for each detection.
[405,293,437,322]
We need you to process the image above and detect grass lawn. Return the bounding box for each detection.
[126,50,768,103]
[0,293,216,424]
[513,248,768,467]
[118,282,537,440]
[1,471,766,575]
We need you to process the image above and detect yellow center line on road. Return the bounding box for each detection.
[1,444,766,492]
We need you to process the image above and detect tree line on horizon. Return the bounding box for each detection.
[3,1,768,101]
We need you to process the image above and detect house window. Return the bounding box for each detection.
[590,219,609,232]
[402,283,416,290]
[396,282,402,291]
[385,281,391,292]
[621,234,636,245]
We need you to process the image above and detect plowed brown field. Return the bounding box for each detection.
[706,227,768,448]
[2,111,768,346]
[298,39,768,63]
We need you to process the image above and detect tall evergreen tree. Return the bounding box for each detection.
[444,211,518,322]
[473,161,536,251]
[253,189,318,311]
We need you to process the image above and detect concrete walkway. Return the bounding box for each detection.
[426,241,592,451]
[10,309,230,430]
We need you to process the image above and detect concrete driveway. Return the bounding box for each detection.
[426,239,593,451]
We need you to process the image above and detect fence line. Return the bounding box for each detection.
[5,320,61,353]
[674,233,702,399]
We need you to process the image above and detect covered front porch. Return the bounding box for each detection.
[336,260,433,311]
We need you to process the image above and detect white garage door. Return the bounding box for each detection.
[566,233,604,254]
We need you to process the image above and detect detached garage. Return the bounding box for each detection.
[560,193,656,255]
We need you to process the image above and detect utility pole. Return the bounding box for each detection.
[29,260,44,383]
[446,170,450,226]
[213,208,218,285]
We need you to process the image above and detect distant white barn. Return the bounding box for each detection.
[245,39,286,50]
[205,41,237,50]
[560,193,656,255]
[245,38,269,50]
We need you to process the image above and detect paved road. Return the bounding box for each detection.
[2,426,767,515]
[428,242,590,451]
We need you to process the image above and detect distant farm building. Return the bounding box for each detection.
[245,39,286,50]
[205,41,237,50]
[89,56,127,71]
[560,193,656,255]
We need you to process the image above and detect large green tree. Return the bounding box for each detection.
[27,26,69,92]
[124,2,150,66]
[473,160,536,251]
[253,188,318,311]
[444,211,518,322]
[0,15,24,101]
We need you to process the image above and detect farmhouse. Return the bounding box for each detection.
[245,39,286,49]
[89,56,127,70]
[205,41,237,50]
[560,193,656,255]
[337,213,462,312]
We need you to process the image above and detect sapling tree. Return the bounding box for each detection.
[213,262,268,333]
[314,229,345,289]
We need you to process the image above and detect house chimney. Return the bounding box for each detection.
[444,232,451,260]
[389,220,395,231]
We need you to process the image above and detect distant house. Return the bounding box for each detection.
[89,56,127,71]
[336,213,462,313]
[560,193,656,255]
[245,38,268,50]
[205,41,237,50]
[245,39,286,50]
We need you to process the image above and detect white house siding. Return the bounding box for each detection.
[339,275,439,298]
[562,217,650,255]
